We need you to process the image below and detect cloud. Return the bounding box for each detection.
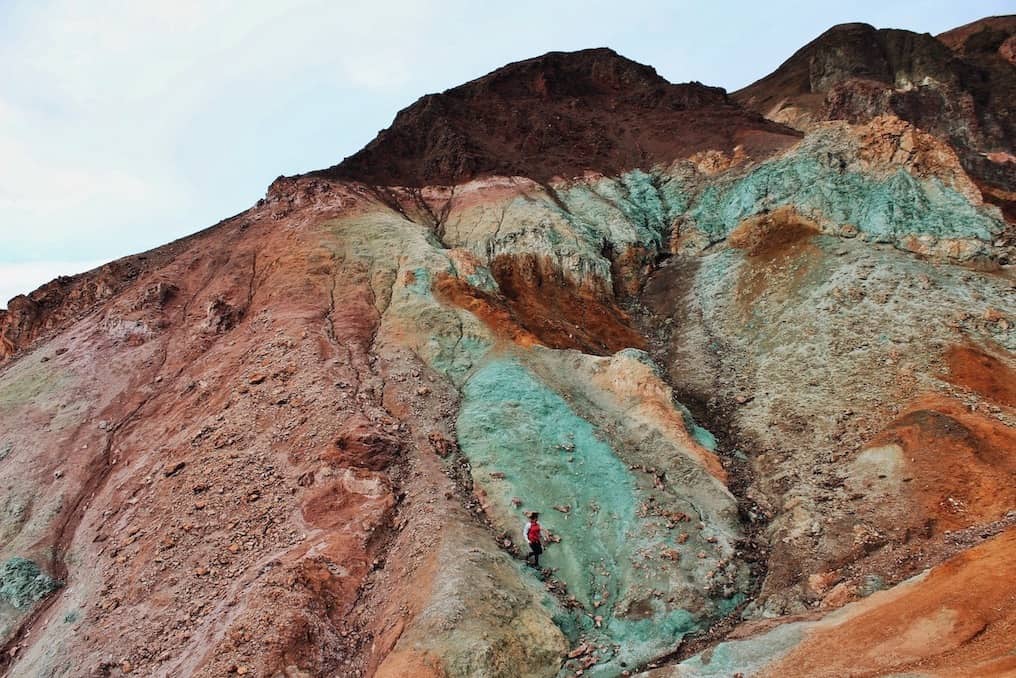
[0,102,187,260]
[0,125,169,216]
[0,259,106,309]
[0,0,441,264]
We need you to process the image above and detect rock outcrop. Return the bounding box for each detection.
[313,47,801,187]
[734,19,1016,221]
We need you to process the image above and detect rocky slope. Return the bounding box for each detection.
[938,16,1016,67]
[1,19,1014,678]
[734,18,1016,224]
[315,48,800,187]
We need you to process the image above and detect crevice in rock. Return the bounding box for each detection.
[367,186,415,225]
[625,258,775,668]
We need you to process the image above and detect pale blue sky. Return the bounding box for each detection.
[1,0,1010,306]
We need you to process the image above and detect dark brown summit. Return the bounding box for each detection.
[734,20,1016,199]
[938,15,1016,66]
[311,48,800,187]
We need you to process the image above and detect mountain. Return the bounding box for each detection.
[314,48,800,187]
[734,19,1016,221]
[0,17,1014,678]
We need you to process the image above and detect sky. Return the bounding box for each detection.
[1,0,1010,307]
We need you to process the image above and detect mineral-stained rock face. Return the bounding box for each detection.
[1,21,1015,678]
[938,15,1016,67]
[734,19,1016,218]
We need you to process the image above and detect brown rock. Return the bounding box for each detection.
[164,462,186,477]
[822,581,859,608]
[808,571,842,596]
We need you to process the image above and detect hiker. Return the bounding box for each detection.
[523,511,544,567]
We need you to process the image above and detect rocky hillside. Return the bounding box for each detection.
[734,19,1016,223]
[316,48,800,186]
[938,15,1016,67]
[0,17,1014,678]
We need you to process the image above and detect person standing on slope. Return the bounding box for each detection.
[523,511,544,568]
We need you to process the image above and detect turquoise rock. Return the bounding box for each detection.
[683,153,1002,249]
[457,359,736,675]
[0,556,62,609]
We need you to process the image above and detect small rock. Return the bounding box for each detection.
[164,462,186,478]
[858,574,886,597]
[808,571,841,596]
[822,581,858,608]
[984,308,1006,323]
[427,432,455,458]
[248,373,267,385]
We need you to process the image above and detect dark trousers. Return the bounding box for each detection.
[528,541,543,567]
